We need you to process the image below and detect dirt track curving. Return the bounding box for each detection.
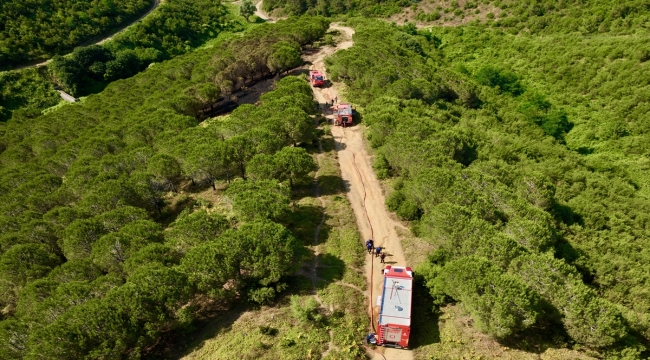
[306,24,413,360]
[255,1,275,23]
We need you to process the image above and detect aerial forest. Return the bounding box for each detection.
[0,0,237,122]
[0,0,153,68]
[3,0,650,358]
[0,16,329,359]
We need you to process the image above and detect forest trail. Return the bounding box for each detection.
[255,1,275,23]
[12,0,162,71]
[305,24,414,360]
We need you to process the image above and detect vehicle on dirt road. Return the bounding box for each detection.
[333,103,353,127]
[376,266,413,349]
[309,70,325,87]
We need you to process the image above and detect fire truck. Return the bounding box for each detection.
[376,266,413,349]
[333,103,353,127]
[309,70,325,87]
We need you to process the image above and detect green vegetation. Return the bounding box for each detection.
[327,17,650,357]
[240,0,257,21]
[475,0,650,35]
[0,16,331,359]
[264,0,650,36]
[263,0,408,17]
[0,69,60,122]
[0,0,153,68]
[170,112,368,360]
[0,0,246,121]
[7,0,650,358]
[49,0,230,96]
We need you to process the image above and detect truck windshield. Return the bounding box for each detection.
[315,76,323,80]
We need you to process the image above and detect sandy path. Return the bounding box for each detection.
[306,24,413,360]
[13,0,161,71]
[255,1,275,23]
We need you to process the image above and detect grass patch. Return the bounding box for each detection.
[183,298,330,360]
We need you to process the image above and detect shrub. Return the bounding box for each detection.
[386,190,405,212]
[373,155,392,179]
[397,199,421,220]
[258,325,278,336]
[289,296,323,324]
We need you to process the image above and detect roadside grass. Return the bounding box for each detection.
[314,129,368,359]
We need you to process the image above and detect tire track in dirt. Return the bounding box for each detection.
[306,23,413,360]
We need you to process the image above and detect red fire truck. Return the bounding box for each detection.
[309,70,324,87]
[333,103,353,127]
[376,266,413,349]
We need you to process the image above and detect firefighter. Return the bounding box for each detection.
[380,252,386,263]
[365,333,376,345]
[365,239,374,254]
[375,246,382,258]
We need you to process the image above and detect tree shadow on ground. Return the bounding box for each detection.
[158,194,197,226]
[316,253,346,282]
[317,174,348,196]
[411,279,441,348]
[284,203,330,247]
[143,300,249,360]
[145,275,315,360]
[287,68,310,77]
[497,298,571,354]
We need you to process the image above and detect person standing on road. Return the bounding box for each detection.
[380,253,386,263]
[375,246,382,258]
[366,241,373,254]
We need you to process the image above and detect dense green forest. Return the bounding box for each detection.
[0,0,240,122]
[49,0,229,96]
[326,17,650,358]
[0,0,153,68]
[0,16,329,359]
[263,0,407,17]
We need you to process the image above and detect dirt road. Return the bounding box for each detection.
[306,24,413,360]
[255,1,275,22]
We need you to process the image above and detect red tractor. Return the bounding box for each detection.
[309,70,325,87]
[333,103,353,127]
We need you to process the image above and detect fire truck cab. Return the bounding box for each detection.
[376,266,413,349]
[333,103,353,127]
[309,70,325,87]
